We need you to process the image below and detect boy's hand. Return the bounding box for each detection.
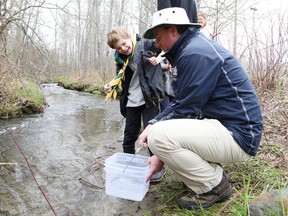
[148,57,158,65]
[149,54,165,66]
[104,82,112,94]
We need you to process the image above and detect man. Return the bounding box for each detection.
[139,8,263,209]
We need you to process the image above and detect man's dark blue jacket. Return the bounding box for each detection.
[150,28,263,156]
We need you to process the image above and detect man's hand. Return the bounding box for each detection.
[146,155,164,182]
[138,124,153,148]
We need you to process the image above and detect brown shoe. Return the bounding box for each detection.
[178,173,232,209]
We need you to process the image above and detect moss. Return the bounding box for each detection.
[0,80,45,118]
[56,75,74,86]
[56,75,104,95]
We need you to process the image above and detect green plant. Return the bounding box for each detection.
[145,152,288,216]
[0,80,45,118]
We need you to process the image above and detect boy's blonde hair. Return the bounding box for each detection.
[107,26,130,49]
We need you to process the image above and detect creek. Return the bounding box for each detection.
[0,84,156,216]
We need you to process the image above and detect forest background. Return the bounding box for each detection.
[2,0,287,144]
[1,0,287,90]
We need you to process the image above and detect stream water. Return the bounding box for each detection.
[0,84,156,216]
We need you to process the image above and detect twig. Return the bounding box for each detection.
[78,178,104,189]
[72,159,102,180]
[217,187,245,216]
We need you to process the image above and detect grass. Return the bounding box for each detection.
[0,80,45,118]
[56,74,105,94]
[139,80,288,215]
[15,81,44,106]
[143,154,287,215]
[0,74,104,118]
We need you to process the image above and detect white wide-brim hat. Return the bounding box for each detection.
[143,7,202,39]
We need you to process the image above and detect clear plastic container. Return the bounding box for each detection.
[104,153,150,201]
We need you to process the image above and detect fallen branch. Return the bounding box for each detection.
[217,187,245,216]
[78,178,104,189]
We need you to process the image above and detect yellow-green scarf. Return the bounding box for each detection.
[105,38,136,101]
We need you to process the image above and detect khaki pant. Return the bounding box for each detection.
[148,119,251,194]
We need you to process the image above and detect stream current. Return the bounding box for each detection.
[0,84,156,216]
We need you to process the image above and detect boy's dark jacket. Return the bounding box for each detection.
[114,37,164,117]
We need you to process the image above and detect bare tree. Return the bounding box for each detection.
[1,0,287,91]
[0,0,61,83]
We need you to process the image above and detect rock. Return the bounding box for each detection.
[249,189,288,216]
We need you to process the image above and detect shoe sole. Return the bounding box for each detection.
[150,171,166,184]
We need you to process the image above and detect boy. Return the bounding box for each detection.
[104,26,167,182]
